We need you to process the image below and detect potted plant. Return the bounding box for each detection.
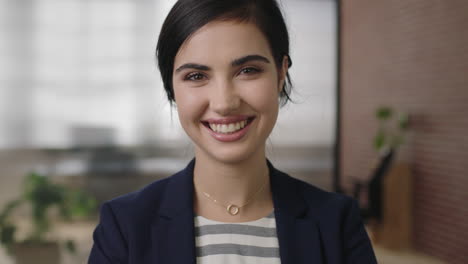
[369,106,413,249]
[352,106,410,220]
[0,172,96,264]
[373,106,410,156]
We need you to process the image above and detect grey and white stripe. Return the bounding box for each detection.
[197,243,279,258]
[194,211,281,264]
[196,224,278,237]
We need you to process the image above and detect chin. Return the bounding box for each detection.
[195,143,262,165]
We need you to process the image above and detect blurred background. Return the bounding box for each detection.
[0,0,466,263]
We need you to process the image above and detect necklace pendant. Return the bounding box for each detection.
[227,204,240,216]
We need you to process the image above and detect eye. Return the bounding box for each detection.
[238,67,262,76]
[184,72,206,81]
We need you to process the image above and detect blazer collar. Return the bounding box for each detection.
[267,159,308,218]
[154,158,322,264]
[151,160,197,264]
[158,158,307,219]
[158,159,196,219]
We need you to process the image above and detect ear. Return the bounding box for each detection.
[278,55,289,93]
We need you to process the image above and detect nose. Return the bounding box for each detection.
[209,79,241,116]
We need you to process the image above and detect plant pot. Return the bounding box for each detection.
[372,162,413,250]
[13,242,60,264]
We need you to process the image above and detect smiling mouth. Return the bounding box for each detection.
[201,117,255,134]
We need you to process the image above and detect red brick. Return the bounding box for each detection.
[340,1,468,263]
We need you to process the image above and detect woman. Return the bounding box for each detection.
[89,0,377,263]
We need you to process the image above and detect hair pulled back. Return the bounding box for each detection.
[156,0,293,106]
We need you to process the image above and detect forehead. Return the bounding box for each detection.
[174,21,272,67]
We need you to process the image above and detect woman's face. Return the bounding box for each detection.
[172,21,288,164]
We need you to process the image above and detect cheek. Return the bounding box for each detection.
[173,85,206,127]
[240,78,280,113]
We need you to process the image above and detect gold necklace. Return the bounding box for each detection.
[200,176,269,216]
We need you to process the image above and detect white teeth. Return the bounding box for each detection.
[221,124,228,133]
[208,120,249,134]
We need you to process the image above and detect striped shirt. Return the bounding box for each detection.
[194,211,281,264]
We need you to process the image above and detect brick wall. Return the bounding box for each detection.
[339,1,468,263]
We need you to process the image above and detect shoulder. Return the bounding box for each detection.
[277,170,377,261]
[268,166,377,263]
[302,178,355,216]
[93,174,175,249]
[274,168,357,220]
[101,175,172,220]
[90,169,187,263]
[98,156,195,228]
[291,178,376,262]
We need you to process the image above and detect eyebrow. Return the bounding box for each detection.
[231,54,271,66]
[175,54,271,73]
[175,63,210,73]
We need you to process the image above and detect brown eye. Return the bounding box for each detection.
[239,67,262,75]
[185,72,206,81]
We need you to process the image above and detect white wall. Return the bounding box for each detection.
[271,0,337,146]
[0,0,336,149]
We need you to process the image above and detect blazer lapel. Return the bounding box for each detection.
[151,159,197,264]
[150,159,324,264]
[269,161,324,264]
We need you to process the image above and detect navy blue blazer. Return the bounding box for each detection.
[89,159,377,263]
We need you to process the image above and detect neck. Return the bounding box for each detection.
[193,146,270,209]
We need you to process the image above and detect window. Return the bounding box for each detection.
[0,0,336,150]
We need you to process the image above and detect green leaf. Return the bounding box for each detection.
[0,170,98,252]
[399,113,410,130]
[64,239,76,254]
[0,224,16,243]
[0,224,16,249]
[374,130,386,150]
[0,199,22,225]
[376,106,393,121]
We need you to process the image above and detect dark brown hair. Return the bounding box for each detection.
[156,0,293,106]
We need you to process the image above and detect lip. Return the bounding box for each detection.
[201,116,255,142]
